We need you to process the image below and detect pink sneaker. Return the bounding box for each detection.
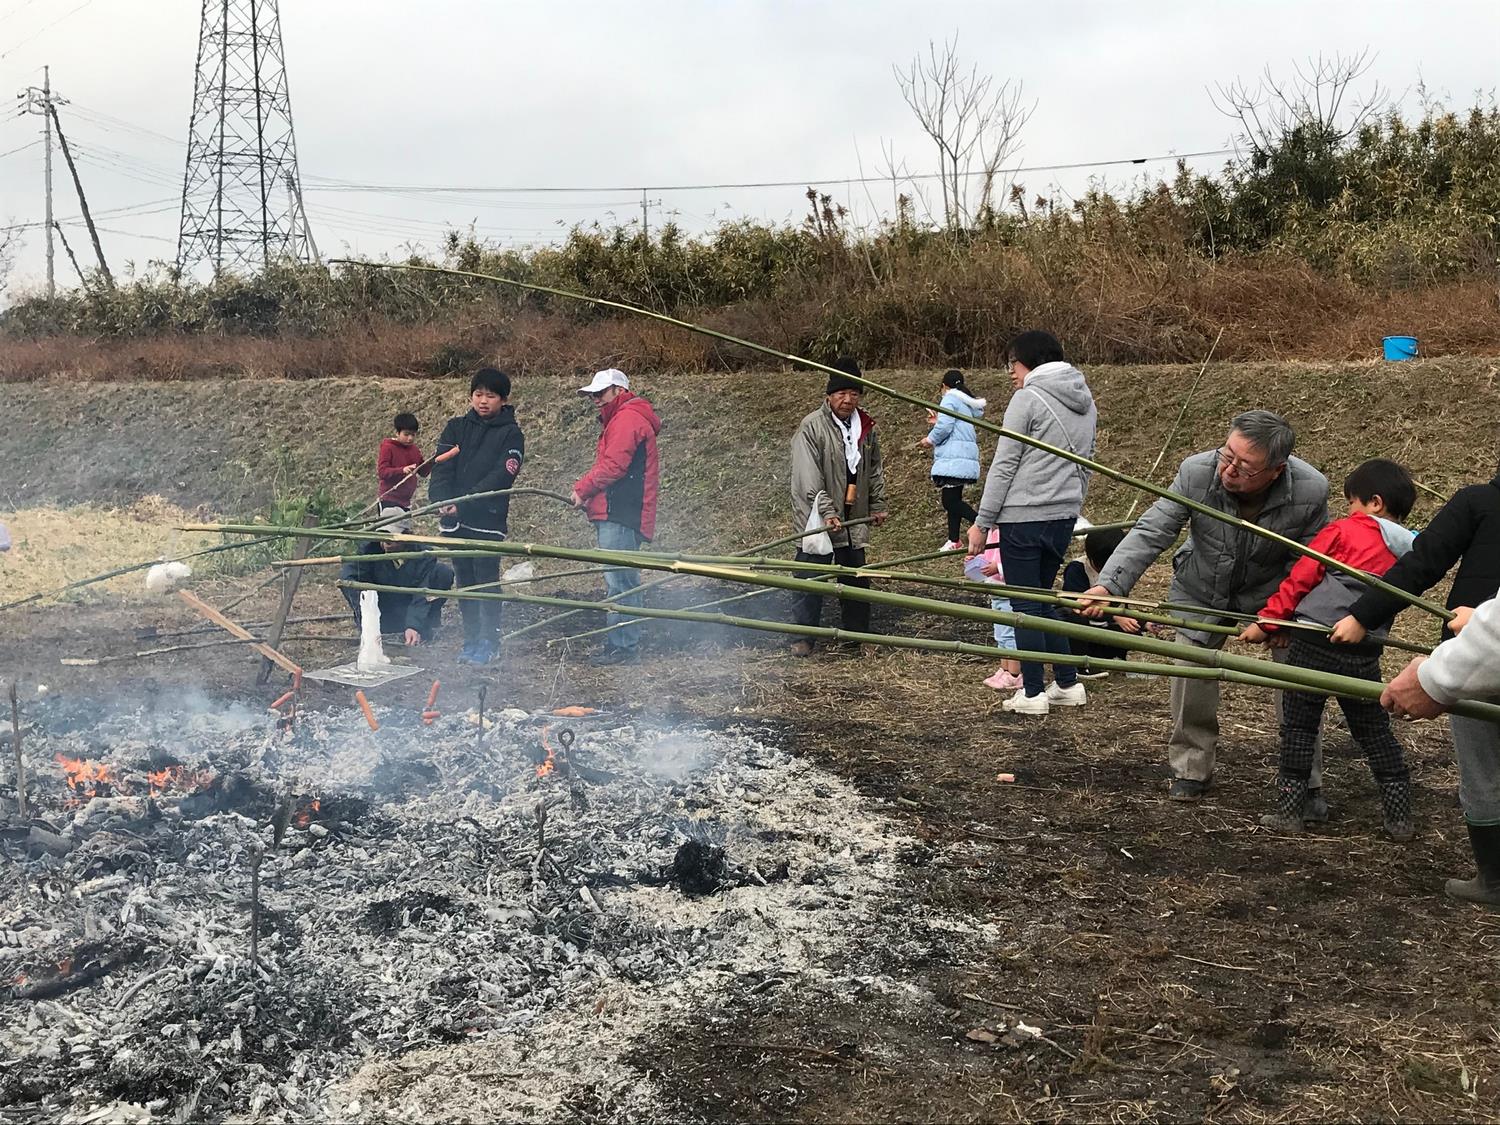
[984,669,1022,691]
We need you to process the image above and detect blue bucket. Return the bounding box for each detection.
[1383,335,1419,361]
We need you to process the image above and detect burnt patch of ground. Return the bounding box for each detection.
[6,574,1500,1121]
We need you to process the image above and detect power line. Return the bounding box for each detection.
[3,197,178,232]
[0,0,100,60]
[300,147,1239,197]
[63,100,180,146]
[0,137,41,159]
[0,0,45,23]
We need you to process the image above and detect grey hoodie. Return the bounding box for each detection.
[976,362,1098,526]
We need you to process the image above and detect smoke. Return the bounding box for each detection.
[636,731,711,782]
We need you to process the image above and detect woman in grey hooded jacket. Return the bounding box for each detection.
[966,331,1099,714]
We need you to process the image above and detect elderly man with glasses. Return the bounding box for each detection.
[1078,410,1331,803]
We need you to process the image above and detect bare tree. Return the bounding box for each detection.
[894,35,1034,229]
[0,225,19,305]
[1211,49,1388,157]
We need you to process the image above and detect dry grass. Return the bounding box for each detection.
[2,267,1498,384]
[0,497,217,604]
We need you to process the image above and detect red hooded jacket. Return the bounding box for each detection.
[574,391,662,540]
[1259,511,1403,627]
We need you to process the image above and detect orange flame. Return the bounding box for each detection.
[145,765,215,794]
[536,725,556,779]
[293,798,321,829]
[55,755,119,799]
[55,755,213,800]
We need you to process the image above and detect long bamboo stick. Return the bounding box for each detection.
[1124,327,1223,521]
[553,559,1432,656]
[0,533,281,613]
[342,578,1489,719]
[235,528,1433,657]
[269,529,1500,718]
[328,259,1451,622]
[498,517,882,642]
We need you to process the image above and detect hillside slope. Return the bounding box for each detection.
[3,356,1497,562]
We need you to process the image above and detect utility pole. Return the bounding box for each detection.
[48,103,113,289]
[18,66,56,297]
[641,188,649,245]
[53,222,87,288]
[284,170,319,264]
[42,68,52,298]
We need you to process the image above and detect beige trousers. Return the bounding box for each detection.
[1167,633,1323,787]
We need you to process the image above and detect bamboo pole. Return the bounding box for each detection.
[1124,327,1223,521]
[1074,520,1135,537]
[314,534,1500,719]
[354,486,578,533]
[328,259,1451,622]
[499,517,882,643]
[59,634,351,667]
[233,528,1433,657]
[342,578,1490,719]
[554,559,1432,656]
[0,534,282,613]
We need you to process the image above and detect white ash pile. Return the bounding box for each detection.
[0,690,985,1122]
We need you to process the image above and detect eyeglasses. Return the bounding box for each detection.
[1216,446,1278,479]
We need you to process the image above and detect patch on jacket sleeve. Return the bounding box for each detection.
[506,449,523,476]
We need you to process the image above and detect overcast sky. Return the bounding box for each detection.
[1,0,1496,293]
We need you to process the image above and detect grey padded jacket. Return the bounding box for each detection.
[976,362,1098,527]
[1095,449,1330,643]
[789,404,888,551]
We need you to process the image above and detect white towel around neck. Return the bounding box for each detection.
[833,409,862,475]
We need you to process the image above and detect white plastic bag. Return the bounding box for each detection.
[0,521,10,552]
[800,496,835,556]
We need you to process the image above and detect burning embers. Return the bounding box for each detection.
[53,754,213,802]
[293,797,322,829]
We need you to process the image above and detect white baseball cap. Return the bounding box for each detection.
[577,368,629,395]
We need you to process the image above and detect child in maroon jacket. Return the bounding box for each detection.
[377,412,430,510]
[1239,459,1417,840]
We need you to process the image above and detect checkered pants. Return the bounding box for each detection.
[1279,635,1409,784]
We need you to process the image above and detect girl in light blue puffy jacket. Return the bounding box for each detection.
[921,369,987,548]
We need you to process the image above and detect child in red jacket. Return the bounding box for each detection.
[1240,459,1417,840]
[376,412,430,510]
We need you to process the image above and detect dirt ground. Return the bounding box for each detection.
[7,572,1499,1122]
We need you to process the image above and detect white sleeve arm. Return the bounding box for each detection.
[1418,595,1500,704]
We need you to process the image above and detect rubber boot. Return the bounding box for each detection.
[1304,787,1330,823]
[1445,823,1500,907]
[1259,774,1308,833]
[1378,778,1415,842]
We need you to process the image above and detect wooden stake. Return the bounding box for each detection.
[9,682,24,820]
[259,510,320,685]
[176,590,301,677]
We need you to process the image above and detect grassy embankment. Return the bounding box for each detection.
[2,354,1496,616]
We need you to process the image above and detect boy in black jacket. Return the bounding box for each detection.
[1332,467,1500,905]
[429,367,526,666]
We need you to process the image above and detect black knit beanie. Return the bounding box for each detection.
[825,355,864,395]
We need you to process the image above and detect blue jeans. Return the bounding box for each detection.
[595,520,644,650]
[998,519,1077,697]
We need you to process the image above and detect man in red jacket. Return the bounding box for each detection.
[570,368,662,665]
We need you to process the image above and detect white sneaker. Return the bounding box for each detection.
[1046,681,1088,706]
[940,540,962,552]
[1002,690,1050,715]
